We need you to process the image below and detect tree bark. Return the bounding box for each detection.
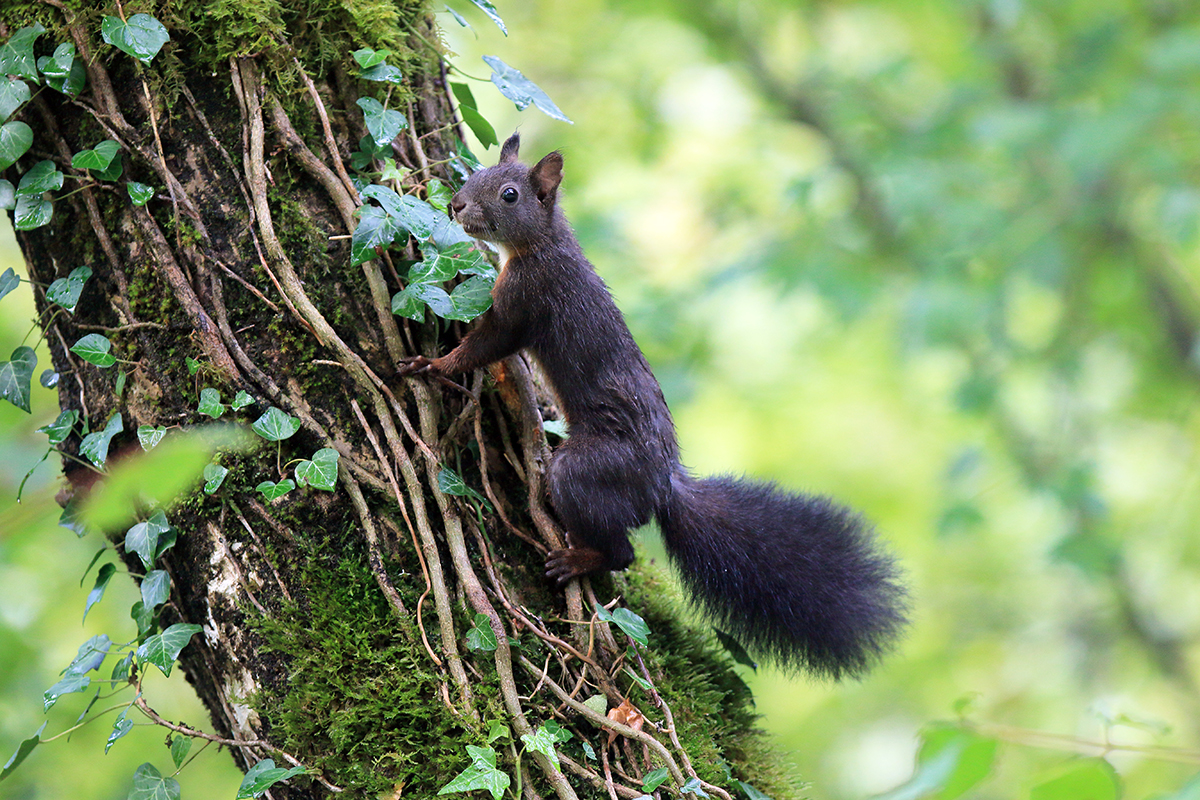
[4,4,786,798]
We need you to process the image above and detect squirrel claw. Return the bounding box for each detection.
[397,355,436,377]
[545,547,607,586]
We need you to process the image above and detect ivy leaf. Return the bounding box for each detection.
[0,121,33,171]
[681,777,709,796]
[0,77,30,122]
[100,14,170,64]
[197,387,226,418]
[137,424,166,450]
[236,759,307,799]
[105,704,134,753]
[356,96,408,147]
[467,0,508,35]
[408,243,463,284]
[82,563,116,623]
[595,605,650,646]
[71,140,121,171]
[130,602,155,642]
[124,511,172,569]
[46,265,92,313]
[252,407,300,441]
[111,651,135,681]
[127,762,181,800]
[0,345,36,412]
[13,194,52,230]
[256,479,295,501]
[169,736,191,769]
[38,43,86,96]
[92,151,123,181]
[351,48,389,69]
[390,285,424,321]
[350,204,400,266]
[408,282,454,318]
[295,447,339,491]
[79,546,108,586]
[140,569,171,611]
[451,82,499,149]
[127,182,155,205]
[582,694,607,718]
[203,463,228,494]
[438,745,510,800]
[521,725,564,772]
[59,498,91,537]
[444,275,494,322]
[17,160,64,195]
[0,24,45,82]
[70,333,117,368]
[426,177,454,211]
[79,412,123,468]
[43,673,90,712]
[482,55,572,123]
[0,179,13,210]
[65,634,111,675]
[486,720,510,743]
[466,613,498,652]
[231,390,254,410]
[185,357,201,375]
[543,419,569,439]
[0,722,46,783]
[0,267,18,301]
[39,369,58,388]
[136,622,203,677]
[642,767,670,793]
[361,62,403,84]
[437,467,489,505]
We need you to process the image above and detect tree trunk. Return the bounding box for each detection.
[3,4,784,798]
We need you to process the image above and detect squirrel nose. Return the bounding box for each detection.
[450,195,465,219]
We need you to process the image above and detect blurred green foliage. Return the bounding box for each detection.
[3,0,1200,797]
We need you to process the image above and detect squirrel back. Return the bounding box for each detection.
[408,133,908,678]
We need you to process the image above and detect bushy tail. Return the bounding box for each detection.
[657,472,907,679]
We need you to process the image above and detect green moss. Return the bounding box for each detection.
[249,549,474,796]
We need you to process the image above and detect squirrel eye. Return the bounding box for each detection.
[500,187,519,203]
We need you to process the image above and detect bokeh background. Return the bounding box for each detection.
[4,0,1200,797]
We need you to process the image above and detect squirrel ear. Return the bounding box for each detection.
[499,132,521,163]
[531,151,563,208]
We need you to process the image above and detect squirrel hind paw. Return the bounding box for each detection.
[545,547,610,585]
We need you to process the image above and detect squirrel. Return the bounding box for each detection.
[399,133,908,679]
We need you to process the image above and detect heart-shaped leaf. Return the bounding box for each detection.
[356,96,407,147]
[256,479,295,501]
[252,407,300,441]
[71,140,120,171]
[70,333,117,367]
[0,345,36,412]
[45,266,92,313]
[0,121,33,171]
[100,14,170,64]
[136,623,203,677]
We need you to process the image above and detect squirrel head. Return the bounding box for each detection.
[450,132,564,250]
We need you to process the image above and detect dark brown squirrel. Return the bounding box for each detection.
[400,133,907,678]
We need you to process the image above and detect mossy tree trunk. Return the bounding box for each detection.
[4,3,781,798]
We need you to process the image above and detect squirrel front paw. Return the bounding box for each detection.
[397,355,439,377]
